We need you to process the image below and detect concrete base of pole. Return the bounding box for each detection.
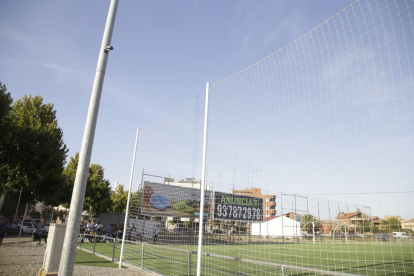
[38,224,67,275]
[37,268,58,276]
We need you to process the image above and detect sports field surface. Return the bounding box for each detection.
[80,241,414,275]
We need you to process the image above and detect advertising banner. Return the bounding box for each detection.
[142,181,212,218]
[213,192,263,222]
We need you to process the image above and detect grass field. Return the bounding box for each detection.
[79,241,414,275]
[75,249,120,268]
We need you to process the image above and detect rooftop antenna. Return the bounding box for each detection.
[232,157,236,191]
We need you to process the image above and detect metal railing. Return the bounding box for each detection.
[77,233,119,262]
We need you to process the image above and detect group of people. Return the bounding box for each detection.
[129,227,142,241]
[78,220,161,244]
[106,223,124,239]
[129,224,160,243]
[79,220,124,243]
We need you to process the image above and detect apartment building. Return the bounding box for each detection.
[401,217,414,231]
[231,188,276,218]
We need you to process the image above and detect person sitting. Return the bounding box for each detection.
[117,225,123,239]
[153,228,160,243]
[78,230,84,243]
[130,227,137,241]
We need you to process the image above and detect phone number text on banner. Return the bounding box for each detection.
[213,192,263,222]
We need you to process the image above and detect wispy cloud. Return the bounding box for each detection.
[0,23,65,58]
[190,0,203,14]
[39,63,88,75]
[1,22,91,75]
[239,31,256,60]
[263,11,305,47]
[103,81,152,119]
[0,24,36,50]
[228,2,307,60]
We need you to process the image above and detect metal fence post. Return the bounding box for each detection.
[93,233,97,254]
[141,243,144,270]
[281,265,286,276]
[112,237,117,262]
[188,251,192,276]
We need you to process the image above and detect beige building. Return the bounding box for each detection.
[384,215,403,221]
[231,188,276,218]
[336,210,372,227]
[371,216,381,227]
[401,218,414,231]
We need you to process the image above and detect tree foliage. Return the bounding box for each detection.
[300,213,321,234]
[62,153,111,217]
[381,217,401,232]
[0,93,68,206]
[0,82,13,146]
[354,222,372,234]
[108,184,128,214]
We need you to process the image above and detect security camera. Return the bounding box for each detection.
[104,46,114,53]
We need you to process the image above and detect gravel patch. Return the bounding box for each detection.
[0,243,155,276]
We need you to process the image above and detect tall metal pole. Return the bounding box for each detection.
[119,128,140,268]
[58,1,119,275]
[196,83,210,276]
[17,203,28,243]
[13,188,22,222]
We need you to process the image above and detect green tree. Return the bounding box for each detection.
[355,222,371,234]
[85,164,112,217]
[300,214,320,234]
[381,217,401,232]
[370,225,380,234]
[62,153,111,217]
[0,94,67,209]
[108,184,128,213]
[0,82,13,211]
[0,82,13,146]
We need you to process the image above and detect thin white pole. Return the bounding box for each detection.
[196,83,210,276]
[345,225,348,244]
[119,128,140,268]
[312,222,315,244]
[58,1,118,275]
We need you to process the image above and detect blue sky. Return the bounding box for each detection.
[2,1,412,219]
[1,0,355,188]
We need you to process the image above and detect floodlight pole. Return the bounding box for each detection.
[119,128,140,268]
[196,83,210,276]
[58,0,119,275]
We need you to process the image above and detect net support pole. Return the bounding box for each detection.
[312,222,315,244]
[196,82,210,276]
[119,128,140,268]
[58,1,118,275]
